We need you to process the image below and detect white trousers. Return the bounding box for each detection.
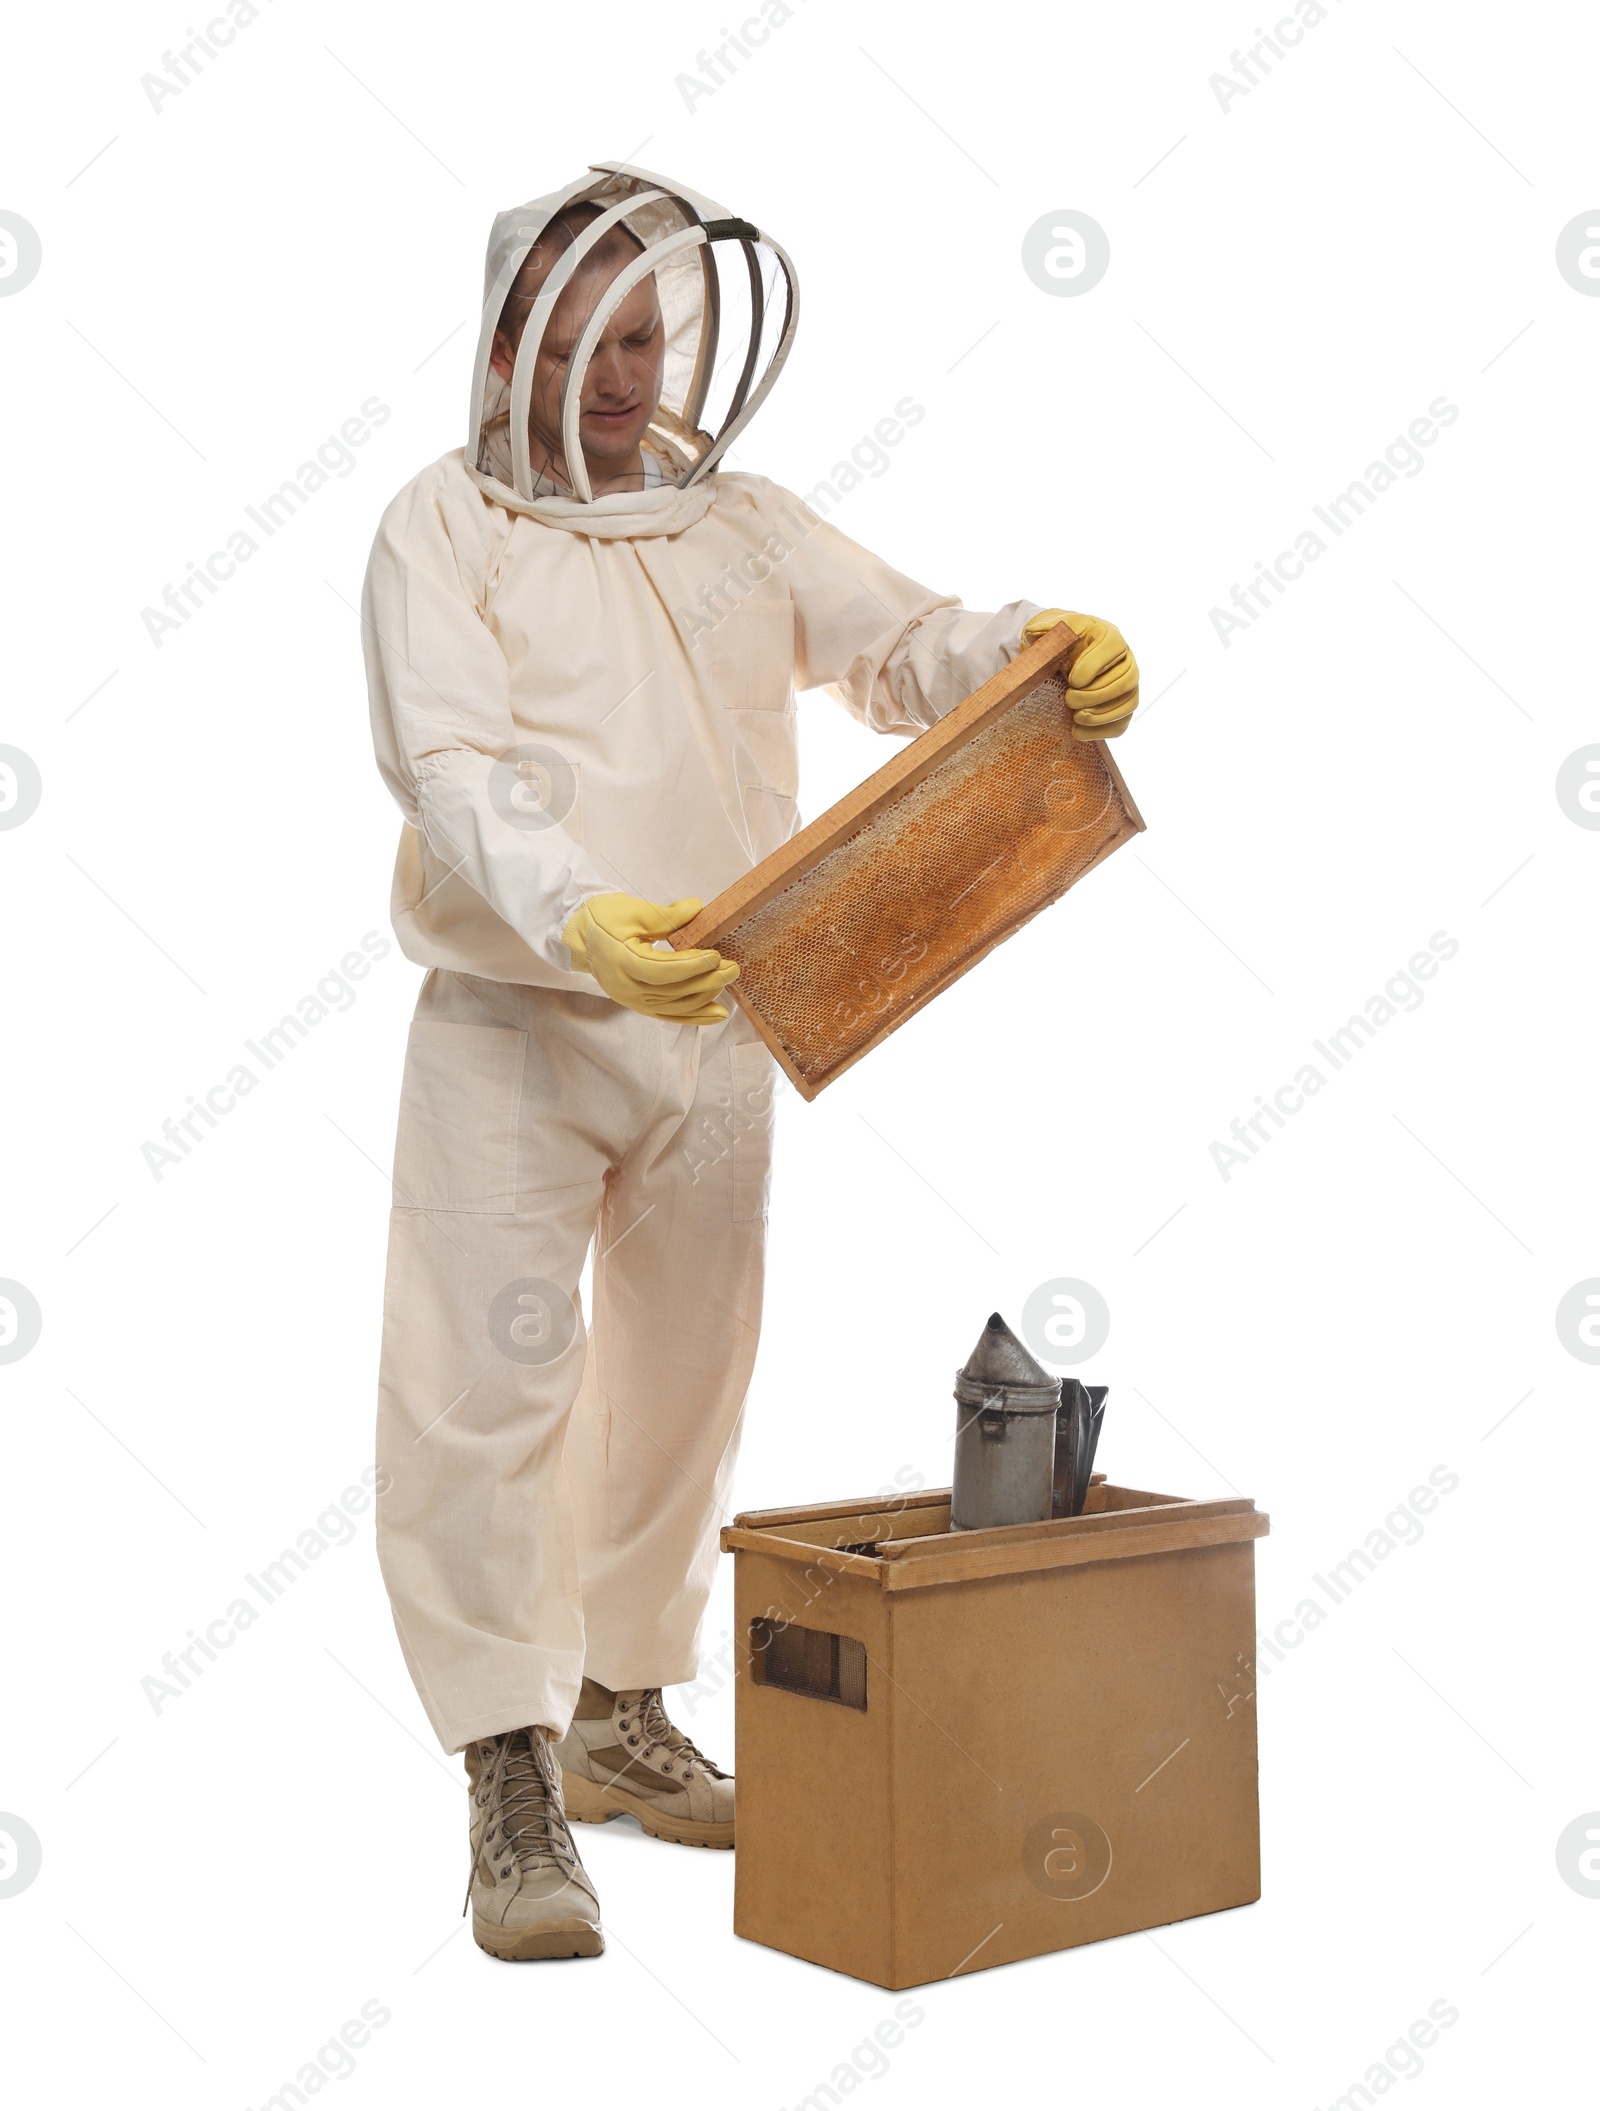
[375,971,775,1752]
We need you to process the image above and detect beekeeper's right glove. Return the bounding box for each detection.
[1022,609,1139,740]
[563,893,739,1025]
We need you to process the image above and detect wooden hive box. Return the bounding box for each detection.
[673,624,1144,1099]
[720,1479,1268,1989]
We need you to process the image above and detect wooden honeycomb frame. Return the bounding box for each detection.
[673,623,1145,1100]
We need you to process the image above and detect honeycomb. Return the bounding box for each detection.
[721,674,1140,1093]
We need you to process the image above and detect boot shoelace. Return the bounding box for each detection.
[629,1687,730,1780]
[464,1729,580,1912]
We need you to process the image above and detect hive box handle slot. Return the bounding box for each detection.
[749,1620,868,1710]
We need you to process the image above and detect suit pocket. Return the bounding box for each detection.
[392,1021,526,1213]
[714,598,798,803]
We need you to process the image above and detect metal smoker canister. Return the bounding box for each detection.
[952,1313,1061,1531]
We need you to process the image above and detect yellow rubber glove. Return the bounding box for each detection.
[1023,609,1139,741]
[563,894,739,1025]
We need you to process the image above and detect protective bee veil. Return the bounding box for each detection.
[468,160,800,506]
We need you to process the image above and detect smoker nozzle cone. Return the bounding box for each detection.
[963,1313,1054,1390]
[955,1313,1060,1410]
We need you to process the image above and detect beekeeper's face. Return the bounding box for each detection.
[489,236,666,489]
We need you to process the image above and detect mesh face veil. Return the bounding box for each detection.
[469,161,800,505]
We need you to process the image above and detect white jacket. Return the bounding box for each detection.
[362,449,1041,989]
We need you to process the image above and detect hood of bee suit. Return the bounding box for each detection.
[465,160,800,540]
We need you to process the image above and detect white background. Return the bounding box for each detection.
[2,0,1596,2103]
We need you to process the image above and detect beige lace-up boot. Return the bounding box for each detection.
[465,1726,604,1959]
[554,1678,734,1849]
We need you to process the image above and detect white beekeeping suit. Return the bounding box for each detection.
[364,163,1043,1753]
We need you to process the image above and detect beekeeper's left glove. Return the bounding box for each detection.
[1022,609,1139,741]
[564,893,739,1024]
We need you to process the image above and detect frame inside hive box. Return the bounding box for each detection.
[671,623,1145,1100]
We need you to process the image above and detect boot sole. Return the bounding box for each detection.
[560,1769,734,1849]
[471,1913,604,1962]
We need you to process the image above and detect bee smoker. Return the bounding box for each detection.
[952,1314,1061,1531]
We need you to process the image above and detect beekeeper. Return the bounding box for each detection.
[362,161,1139,1962]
